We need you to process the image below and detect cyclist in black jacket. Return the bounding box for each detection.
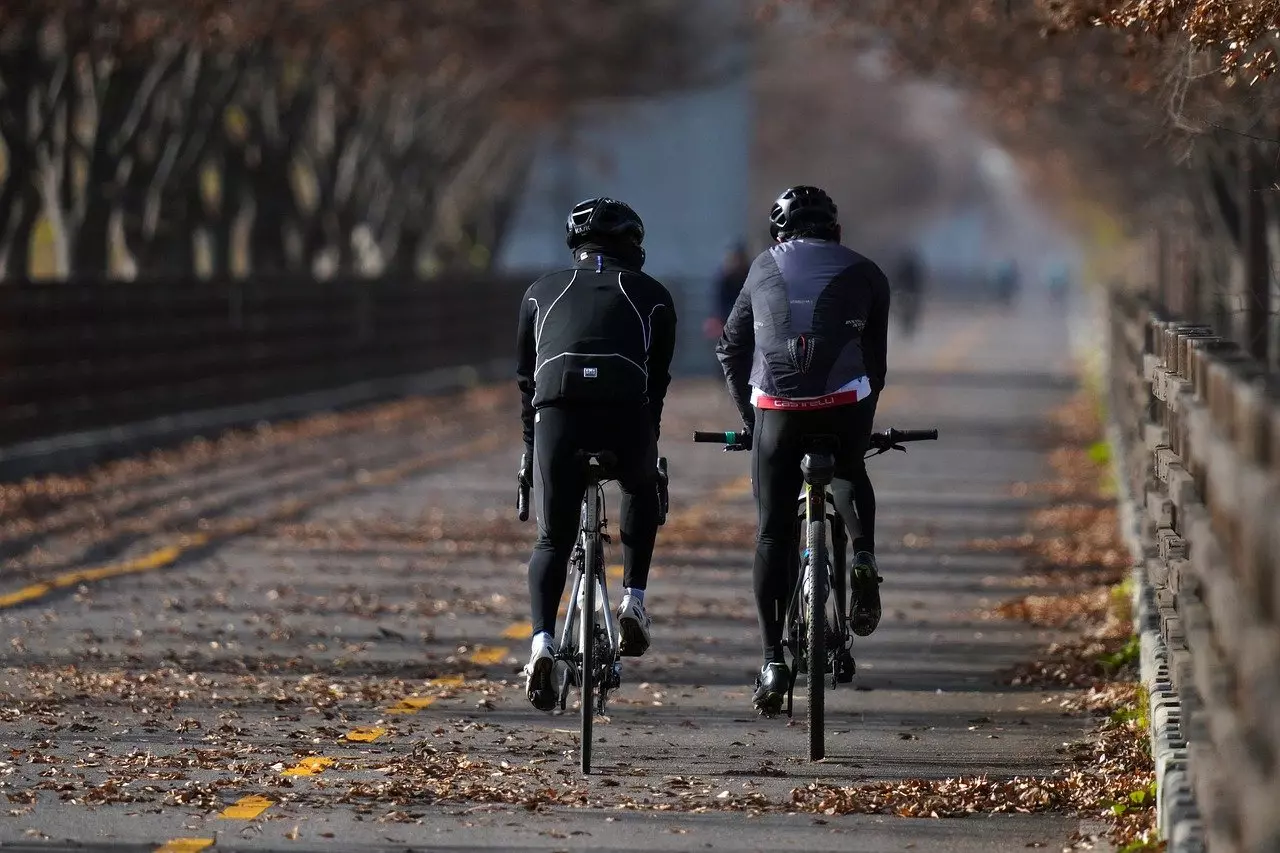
[716,185,890,714]
[515,197,677,712]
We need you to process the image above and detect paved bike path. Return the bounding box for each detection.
[0,300,1093,852]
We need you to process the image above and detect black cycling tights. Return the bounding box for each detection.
[751,397,878,663]
[528,404,659,638]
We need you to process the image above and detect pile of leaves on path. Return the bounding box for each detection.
[790,682,1159,847]
[967,393,1161,850]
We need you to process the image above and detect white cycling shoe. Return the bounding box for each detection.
[524,633,557,712]
[617,594,652,657]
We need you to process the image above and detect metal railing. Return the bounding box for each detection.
[0,274,528,446]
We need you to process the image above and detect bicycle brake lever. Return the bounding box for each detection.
[892,444,907,453]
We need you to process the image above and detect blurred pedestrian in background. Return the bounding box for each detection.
[703,241,751,340]
[893,249,925,337]
[1048,262,1070,305]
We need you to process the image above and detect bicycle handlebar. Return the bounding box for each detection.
[692,426,939,455]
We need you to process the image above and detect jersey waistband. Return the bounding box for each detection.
[750,376,872,410]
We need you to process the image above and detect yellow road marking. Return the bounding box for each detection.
[155,840,214,853]
[607,564,624,581]
[0,433,503,611]
[281,756,334,776]
[469,645,508,665]
[0,540,203,608]
[501,622,533,640]
[429,674,466,688]
[345,726,386,742]
[386,697,435,715]
[218,794,273,819]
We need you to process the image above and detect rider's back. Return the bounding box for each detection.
[730,238,889,402]
[523,259,675,410]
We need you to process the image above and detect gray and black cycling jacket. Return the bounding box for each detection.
[715,238,890,427]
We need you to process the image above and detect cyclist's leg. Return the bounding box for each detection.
[830,395,882,636]
[752,407,805,664]
[830,396,877,555]
[528,407,587,639]
[610,408,659,593]
[608,407,659,656]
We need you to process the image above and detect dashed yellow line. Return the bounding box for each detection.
[345,726,386,743]
[429,674,466,688]
[0,433,503,611]
[607,564,624,582]
[385,697,435,715]
[218,794,273,819]
[0,540,204,609]
[155,840,214,853]
[468,645,508,665]
[281,756,334,776]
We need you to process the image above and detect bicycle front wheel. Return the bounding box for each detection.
[806,518,827,761]
[579,497,600,775]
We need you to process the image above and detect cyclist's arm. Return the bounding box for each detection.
[648,291,677,440]
[715,281,755,429]
[863,265,891,396]
[516,291,537,450]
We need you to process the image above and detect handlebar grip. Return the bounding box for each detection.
[893,428,939,442]
[693,429,751,449]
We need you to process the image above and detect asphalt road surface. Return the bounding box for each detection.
[0,298,1097,852]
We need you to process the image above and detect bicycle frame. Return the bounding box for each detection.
[780,448,842,685]
[557,481,622,707]
[691,423,939,763]
[553,472,622,776]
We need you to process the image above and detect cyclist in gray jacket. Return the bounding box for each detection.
[716,185,890,714]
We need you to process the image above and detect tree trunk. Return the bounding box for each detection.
[1241,142,1270,362]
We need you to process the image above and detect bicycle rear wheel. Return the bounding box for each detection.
[806,517,827,761]
[579,494,600,775]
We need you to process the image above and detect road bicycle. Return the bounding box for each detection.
[517,451,669,775]
[693,426,937,760]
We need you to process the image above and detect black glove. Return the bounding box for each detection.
[519,450,533,486]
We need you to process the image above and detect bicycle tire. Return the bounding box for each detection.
[806,516,827,761]
[580,493,600,775]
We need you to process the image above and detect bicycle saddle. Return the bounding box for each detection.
[575,450,619,477]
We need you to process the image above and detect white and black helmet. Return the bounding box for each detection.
[769,185,839,241]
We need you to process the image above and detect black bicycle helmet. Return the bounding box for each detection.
[769,185,839,241]
[565,197,645,250]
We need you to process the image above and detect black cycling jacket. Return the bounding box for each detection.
[716,238,890,428]
[516,244,678,448]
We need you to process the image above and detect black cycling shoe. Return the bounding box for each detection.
[850,551,883,637]
[752,662,789,716]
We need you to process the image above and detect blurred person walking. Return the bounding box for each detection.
[893,249,925,337]
[703,241,752,341]
[515,197,678,712]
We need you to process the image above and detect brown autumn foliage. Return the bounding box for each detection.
[0,2,717,279]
